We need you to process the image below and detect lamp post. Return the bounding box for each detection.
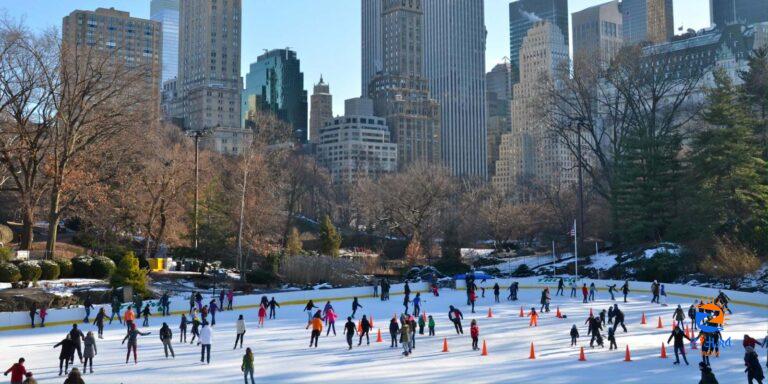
[186,128,213,250]
[575,118,586,275]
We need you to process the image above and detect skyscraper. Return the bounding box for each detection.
[710,0,768,28]
[493,22,575,198]
[485,62,512,179]
[177,0,242,132]
[361,0,383,96]
[508,0,568,86]
[368,0,441,170]
[572,0,623,72]
[424,0,487,179]
[62,8,162,115]
[310,76,333,143]
[620,0,674,45]
[150,0,179,85]
[243,49,308,143]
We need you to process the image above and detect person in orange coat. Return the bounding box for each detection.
[124,306,136,331]
[527,308,538,327]
[309,315,323,348]
[257,305,267,328]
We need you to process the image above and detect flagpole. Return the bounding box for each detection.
[574,219,578,278]
[552,240,556,276]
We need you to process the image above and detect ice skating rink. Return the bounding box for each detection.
[1,283,766,383]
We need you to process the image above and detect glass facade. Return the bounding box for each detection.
[508,0,568,85]
[150,0,179,85]
[710,0,768,28]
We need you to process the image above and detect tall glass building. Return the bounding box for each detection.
[150,0,179,85]
[710,0,768,28]
[508,0,568,86]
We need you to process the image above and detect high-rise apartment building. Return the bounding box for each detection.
[620,0,674,45]
[150,0,179,85]
[177,0,242,132]
[508,0,568,86]
[62,8,162,115]
[242,49,308,143]
[361,0,383,96]
[310,76,333,143]
[710,0,768,28]
[572,0,623,72]
[493,22,575,198]
[485,62,512,179]
[368,0,441,169]
[316,97,397,184]
[424,0,487,179]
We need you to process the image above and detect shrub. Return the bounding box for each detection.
[91,256,116,279]
[0,263,21,283]
[699,237,761,280]
[55,258,73,278]
[0,224,12,245]
[18,260,42,281]
[512,264,533,277]
[434,257,470,276]
[0,247,12,262]
[285,227,303,257]
[40,260,61,280]
[110,252,149,297]
[71,256,93,278]
[319,215,341,257]
[635,251,686,283]
[245,269,277,285]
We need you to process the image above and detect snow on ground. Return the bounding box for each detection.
[0,287,765,384]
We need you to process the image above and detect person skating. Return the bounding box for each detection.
[469,289,477,313]
[428,315,435,336]
[698,361,719,384]
[209,299,219,326]
[608,306,615,324]
[582,284,589,303]
[92,308,106,339]
[351,297,362,319]
[607,326,617,350]
[134,294,143,318]
[660,284,668,306]
[493,283,500,302]
[22,371,36,384]
[190,314,201,344]
[539,288,550,313]
[509,281,519,301]
[38,306,46,327]
[418,314,425,335]
[28,304,36,329]
[586,315,604,348]
[607,284,617,300]
[195,291,203,311]
[527,308,539,327]
[408,315,417,349]
[219,290,226,312]
[589,283,596,301]
[69,324,85,363]
[82,296,94,324]
[201,305,209,323]
[122,323,150,364]
[309,315,323,348]
[448,305,464,334]
[63,368,84,384]
[745,346,765,384]
[389,316,399,348]
[689,302,699,331]
[141,303,151,327]
[621,281,629,302]
[242,348,255,384]
[373,280,379,298]
[4,357,26,384]
[570,325,579,346]
[556,277,564,296]
[673,304,686,326]
[599,309,607,326]
[668,326,692,365]
[699,330,715,366]
[257,304,266,328]
[304,300,318,327]
[156,322,175,359]
[82,331,96,374]
[400,321,412,356]
[124,306,136,331]
[189,292,196,314]
[179,314,188,343]
[227,290,234,311]
[324,307,338,336]
[613,304,627,332]
[402,293,410,315]
[234,314,246,349]
[570,280,577,298]
[159,292,169,316]
[431,282,439,297]
[715,290,732,314]
[344,317,357,350]
[200,322,213,364]
[54,335,75,375]
[404,281,411,297]
[470,319,480,351]
[109,298,122,325]
[268,297,280,319]
[358,315,371,346]
[413,293,422,317]
[651,280,660,304]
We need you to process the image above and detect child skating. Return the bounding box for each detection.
[470,319,480,351]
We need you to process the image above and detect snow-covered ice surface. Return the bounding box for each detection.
[1,287,766,383]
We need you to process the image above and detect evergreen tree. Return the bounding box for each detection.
[286,227,303,256]
[110,252,150,297]
[739,47,768,159]
[194,183,235,268]
[318,215,341,257]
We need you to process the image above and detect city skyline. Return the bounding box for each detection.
[4,0,710,115]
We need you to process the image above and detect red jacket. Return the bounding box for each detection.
[258,306,267,318]
[4,363,26,382]
[40,308,47,318]
[470,325,479,338]
[582,287,588,296]
[470,291,477,302]
[744,336,759,348]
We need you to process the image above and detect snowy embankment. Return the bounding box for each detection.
[0,278,765,383]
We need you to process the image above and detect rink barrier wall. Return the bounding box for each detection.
[0,278,765,331]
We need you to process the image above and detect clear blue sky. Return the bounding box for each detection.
[2,0,710,115]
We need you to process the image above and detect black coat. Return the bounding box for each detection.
[344,321,356,336]
[54,338,75,359]
[667,328,691,347]
[69,329,84,345]
[160,325,173,341]
[389,320,399,335]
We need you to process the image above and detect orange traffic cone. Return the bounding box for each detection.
[641,312,647,325]
[357,321,362,333]
[657,316,663,329]
[556,307,562,318]
[376,329,383,342]
[624,345,632,362]
[442,338,449,352]
[529,342,536,359]
[685,325,691,339]
[488,308,493,318]
[519,306,524,317]
[370,316,374,328]
[481,340,488,356]
[660,343,667,358]
[578,347,586,361]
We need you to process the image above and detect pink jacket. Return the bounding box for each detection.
[324,308,338,323]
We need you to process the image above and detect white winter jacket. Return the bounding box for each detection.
[200,325,212,344]
[236,319,246,334]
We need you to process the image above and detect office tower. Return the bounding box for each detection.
[178,0,242,132]
[368,0,441,169]
[150,0,179,85]
[572,0,623,73]
[424,0,487,179]
[62,8,162,115]
[508,0,568,86]
[310,76,333,143]
[316,98,397,184]
[620,0,674,45]
[485,62,512,179]
[710,0,768,28]
[493,22,575,198]
[242,49,308,143]
[361,0,383,95]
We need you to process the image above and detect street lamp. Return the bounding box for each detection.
[186,128,213,251]
[575,118,586,276]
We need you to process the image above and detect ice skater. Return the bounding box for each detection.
[268,297,280,319]
[257,305,266,328]
[227,290,234,311]
[3,357,26,383]
[122,323,151,364]
[527,308,538,327]
[449,305,464,334]
[607,284,617,300]
[324,307,337,336]
[190,314,201,344]
[581,284,589,303]
[344,317,357,350]
[351,297,363,319]
[556,278,564,296]
[309,315,323,348]
[470,319,480,351]
[124,306,136,331]
[234,314,246,349]
[667,326,691,365]
[570,324,579,346]
[179,314,188,343]
[82,331,97,373]
[400,321,412,356]
[428,315,435,336]
[141,304,151,327]
[413,292,422,317]
[358,315,371,346]
[304,300,318,327]
[493,283,500,302]
[160,322,175,358]
[82,296,94,324]
[28,304,37,329]
[209,299,219,326]
[621,281,629,302]
[589,283,596,301]
[607,326,617,350]
[389,316,400,348]
[200,322,213,364]
[242,347,255,384]
[92,308,106,338]
[570,280,578,298]
[613,304,627,332]
[68,324,85,363]
[54,335,74,375]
